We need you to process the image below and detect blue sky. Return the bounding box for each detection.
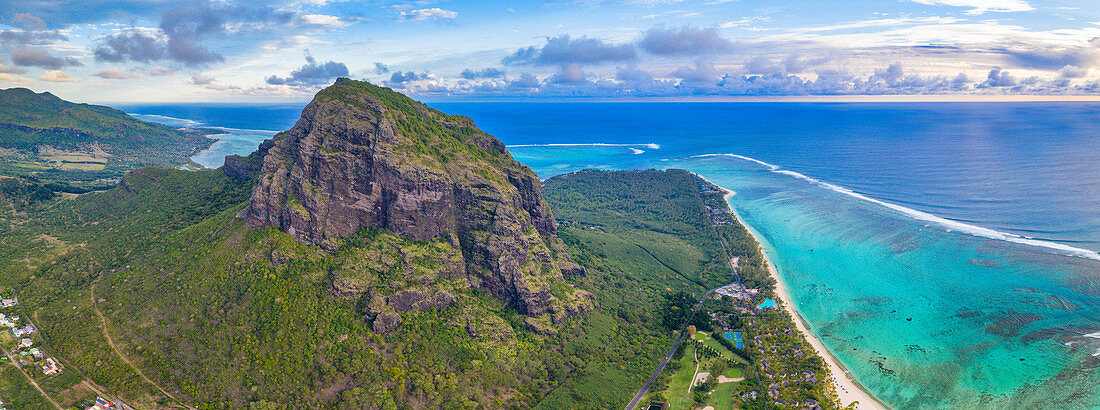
[0,0,1098,101]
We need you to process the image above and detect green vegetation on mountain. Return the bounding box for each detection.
[0,81,828,409]
[0,87,213,187]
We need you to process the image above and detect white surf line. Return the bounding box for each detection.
[711,153,1100,262]
[506,142,660,149]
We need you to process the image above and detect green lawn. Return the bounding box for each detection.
[697,332,749,366]
[664,342,699,410]
[707,380,739,410]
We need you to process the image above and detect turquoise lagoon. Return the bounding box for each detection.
[507,144,1100,408]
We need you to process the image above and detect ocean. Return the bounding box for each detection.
[120,101,1100,408]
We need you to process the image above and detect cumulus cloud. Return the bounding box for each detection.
[508,73,540,89]
[672,60,717,82]
[38,70,75,82]
[503,35,636,66]
[10,46,81,69]
[550,63,586,84]
[94,31,165,63]
[1059,65,1088,78]
[95,69,141,79]
[374,62,389,74]
[616,65,653,83]
[460,67,505,79]
[399,8,458,22]
[978,66,1017,87]
[266,55,349,86]
[639,26,733,56]
[384,71,433,88]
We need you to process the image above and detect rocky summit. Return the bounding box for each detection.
[236,78,592,329]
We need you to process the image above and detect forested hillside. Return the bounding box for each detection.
[0,88,213,188]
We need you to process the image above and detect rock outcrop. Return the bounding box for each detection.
[238,78,592,329]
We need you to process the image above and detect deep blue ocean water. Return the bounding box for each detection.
[120,101,1100,408]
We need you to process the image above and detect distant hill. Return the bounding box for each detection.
[0,87,214,186]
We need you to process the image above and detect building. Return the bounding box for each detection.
[11,324,35,337]
[0,297,17,308]
[39,357,60,375]
[86,396,115,410]
[28,348,42,358]
[19,338,32,348]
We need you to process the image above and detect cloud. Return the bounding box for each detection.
[550,63,586,84]
[93,31,166,63]
[1059,65,1088,79]
[191,73,215,85]
[672,60,717,83]
[0,73,28,84]
[460,67,505,79]
[399,8,458,22]
[616,65,653,83]
[149,66,174,76]
[0,29,67,45]
[266,55,349,86]
[374,62,389,74]
[996,41,1100,70]
[907,0,1034,15]
[156,0,326,66]
[10,46,82,69]
[0,57,26,74]
[719,17,770,29]
[638,26,734,56]
[744,57,784,75]
[11,13,46,30]
[94,69,141,79]
[977,66,1017,87]
[504,35,636,66]
[508,73,540,89]
[384,71,434,88]
[38,70,75,82]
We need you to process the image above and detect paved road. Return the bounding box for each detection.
[624,287,720,410]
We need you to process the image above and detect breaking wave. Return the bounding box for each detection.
[507,143,660,149]
[712,153,1100,261]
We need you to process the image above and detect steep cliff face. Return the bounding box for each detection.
[237,78,591,327]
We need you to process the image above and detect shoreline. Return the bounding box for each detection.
[713,183,886,410]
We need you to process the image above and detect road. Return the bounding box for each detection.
[2,340,62,409]
[90,283,195,409]
[624,287,720,410]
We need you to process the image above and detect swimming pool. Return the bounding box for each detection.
[757,298,776,309]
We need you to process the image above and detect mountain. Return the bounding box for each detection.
[0,87,213,186]
[235,78,593,331]
[0,80,818,409]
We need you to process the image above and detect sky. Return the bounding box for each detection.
[0,0,1098,102]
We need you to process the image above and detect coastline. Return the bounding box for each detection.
[714,183,886,410]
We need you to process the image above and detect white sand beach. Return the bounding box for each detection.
[716,183,885,410]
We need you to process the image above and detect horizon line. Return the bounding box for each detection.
[92,94,1100,105]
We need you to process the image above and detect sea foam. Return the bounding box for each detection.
[507,143,660,149]
[713,154,1100,261]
